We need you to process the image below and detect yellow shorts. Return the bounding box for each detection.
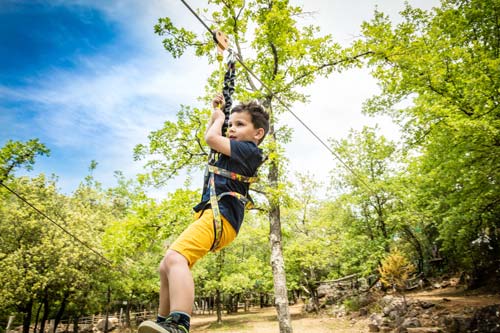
[169,209,237,268]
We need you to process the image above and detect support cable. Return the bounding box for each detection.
[179,0,376,194]
[0,181,115,267]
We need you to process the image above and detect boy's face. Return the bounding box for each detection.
[228,111,264,144]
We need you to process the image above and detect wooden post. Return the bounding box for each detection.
[6,315,15,332]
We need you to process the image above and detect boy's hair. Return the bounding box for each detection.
[231,101,270,144]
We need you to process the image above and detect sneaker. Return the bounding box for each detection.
[138,320,188,333]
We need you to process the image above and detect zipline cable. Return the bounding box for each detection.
[179,0,375,194]
[0,181,115,267]
[180,0,214,35]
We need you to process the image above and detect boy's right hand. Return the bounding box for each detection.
[212,93,225,110]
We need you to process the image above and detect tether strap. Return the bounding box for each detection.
[208,165,257,251]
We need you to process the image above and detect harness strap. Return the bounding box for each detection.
[207,165,258,183]
[207,165,257,251]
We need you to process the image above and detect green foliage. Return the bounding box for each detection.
[134,105,209,187]
[343,297,361,312]
[360,0,500,276]
[0,139,49,180]
[4,0,500,329]
[0,173,113,324]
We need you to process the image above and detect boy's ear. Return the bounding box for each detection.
[254,128,265,142]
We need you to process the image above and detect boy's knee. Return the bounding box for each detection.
[160,250,188,274]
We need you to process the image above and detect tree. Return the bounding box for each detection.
[332,127,400,246]
[282,172,333,311]
[136,2,369,331]
[360,0,500,284]
[0,139,49,181]
[379,248,415,306]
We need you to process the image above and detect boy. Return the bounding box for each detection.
[138,93,269,333]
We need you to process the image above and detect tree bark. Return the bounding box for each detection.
[269,202,293,333]
[22,299,33,333]
[104,286,111,333]
[34,301,43,333]
[265,101,293,333]
[39,292,49,333]
[215,289,222,324]
[216,250,224,323]
[53,291,69,333]
[125,299,131,328]
[73,316,79,333]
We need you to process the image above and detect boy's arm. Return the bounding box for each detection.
[205,94,231,156]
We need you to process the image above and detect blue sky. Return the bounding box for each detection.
[1,0,438,197]
[1,0,209,194]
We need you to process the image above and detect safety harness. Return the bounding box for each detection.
[202,31,262,251]
[206,164,259,250]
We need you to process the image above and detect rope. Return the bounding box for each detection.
[179,0,375,195]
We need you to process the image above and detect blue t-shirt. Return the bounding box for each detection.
[194,140,263,233]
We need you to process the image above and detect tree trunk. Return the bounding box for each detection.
[104,287,111,333]
[39,292,50,333]
[269,202,293,333]
[53,292,69,333]
[215,289,222,324]
[265,110,293,333]
[402,225,425,274]
[216,250,224,323]
[125,299,131,328]
[72,316,79,333]
[34,301,43,333]
[22,299,33,333]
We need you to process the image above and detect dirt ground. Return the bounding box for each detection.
[190,304,369,333]
[189,287,500,333]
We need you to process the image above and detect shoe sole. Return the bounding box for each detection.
[138,321,170,333]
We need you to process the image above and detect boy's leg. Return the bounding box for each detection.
[139,210,236,333]
[161,249,194,314]
[158,257,170,317]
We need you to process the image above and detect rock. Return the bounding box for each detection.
[370,313,384,326]
[331,304,347,318]
[440,315,473,333]
[389,310,400,321]
[368,323,380,332]
[402,317,421,328]
[95,318,118,332]
[468,304,500,333]
[381,295,395,306]
[418,301,435,309]
[383,306,392,316]
[406,328,444,333]
[358,294,373,307]
[316,284,331,298]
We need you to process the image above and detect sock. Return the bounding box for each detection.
[168,311,190,331]
[156,315,167,323]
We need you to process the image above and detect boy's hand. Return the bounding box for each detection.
[206,93,231,156]
[211,108,225,122]
[212,93,225,111]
